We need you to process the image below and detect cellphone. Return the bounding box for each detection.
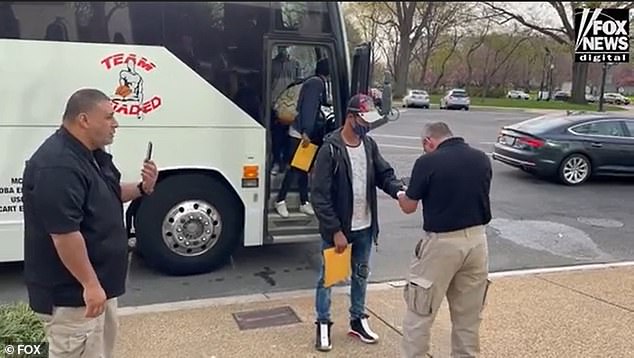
[145,141,153,161]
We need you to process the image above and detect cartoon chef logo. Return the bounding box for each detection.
[101,53,163,119]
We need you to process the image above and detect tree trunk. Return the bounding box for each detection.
[419,53,430,88]
[433,47,456,89]
[570,59,589,104]
[394,31,411,98]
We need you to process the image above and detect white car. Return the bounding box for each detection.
[440,89,470,110]
[402,89,430,108]
[507,90,530,100]
[603,93,630,105]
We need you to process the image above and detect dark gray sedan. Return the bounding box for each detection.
[492,112,634,185]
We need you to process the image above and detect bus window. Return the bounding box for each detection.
[0,2,162,45]
[162,1,269,125]
[272,2,332,34]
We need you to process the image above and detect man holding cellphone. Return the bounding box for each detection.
[22,88,158,358]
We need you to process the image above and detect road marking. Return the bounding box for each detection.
[379,143,494,156]
[378,143,421,150]
[372,134,419,140]
[117,261,634,316]
[373,134,498,147]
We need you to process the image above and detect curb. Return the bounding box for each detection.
[117,261,634,317]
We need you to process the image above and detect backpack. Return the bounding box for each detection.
[273,79,305,125]
[327,141,341,176]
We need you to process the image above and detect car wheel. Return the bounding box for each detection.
[134,173,243,275]
[558,154,591,185]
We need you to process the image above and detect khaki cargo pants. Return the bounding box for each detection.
[35,298,119,358]
[401,225,490,358]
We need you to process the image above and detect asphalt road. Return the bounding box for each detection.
[2,108,633,307]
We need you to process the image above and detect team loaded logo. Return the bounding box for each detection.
[574,8,630,63]
[100,53,163,119]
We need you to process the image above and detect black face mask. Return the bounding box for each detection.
[353,121,370,138]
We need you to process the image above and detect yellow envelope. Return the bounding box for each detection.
[323,244,352,288]
[290,142,318,172]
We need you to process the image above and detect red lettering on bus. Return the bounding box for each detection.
[112,95,163,115]
[101,53,156,72]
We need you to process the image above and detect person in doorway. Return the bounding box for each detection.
[270,46,301,175]
[22,88,158,358]
[310,94,406,351]
[274,57,330,218]
[397,121,492,358]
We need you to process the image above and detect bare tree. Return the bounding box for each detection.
[479,28,532,97]
[412,2,466,87]
[431,29,461,89]
[463,19,492,88]
[482,1,632,104]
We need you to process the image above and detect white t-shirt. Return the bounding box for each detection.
[346,141,371,231]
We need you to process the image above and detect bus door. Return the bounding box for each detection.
[263,36,341,241]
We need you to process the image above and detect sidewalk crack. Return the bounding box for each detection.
[365,305,403,337]
[537,276,634,313]
[365,306,434,358]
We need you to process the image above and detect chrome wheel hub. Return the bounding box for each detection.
[161,200,222,257]
[563,157,589,184]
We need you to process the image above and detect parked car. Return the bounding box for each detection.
[492,112,634,185]
[439,88,470,110]
[402,89,430,108]
[585,93,598,103]
[507,90,530,100]
[553,91,571,101]
[603,93,631,105]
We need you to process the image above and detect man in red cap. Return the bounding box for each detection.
[310,93,405,351]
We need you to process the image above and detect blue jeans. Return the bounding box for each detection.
[315,228,373,322]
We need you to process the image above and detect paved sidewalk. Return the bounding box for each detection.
[114,265,634,357]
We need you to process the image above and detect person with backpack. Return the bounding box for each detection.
[274,57,330,218]
[310,93,406,351]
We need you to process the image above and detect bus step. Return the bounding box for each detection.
[268,191,305,211]
[267,212,319,236]
[269,233,321,245]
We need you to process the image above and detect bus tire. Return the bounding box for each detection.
[134,173,243,276]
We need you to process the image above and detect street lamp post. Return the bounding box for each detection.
[548,63,555,101]
[539,47,551,101]
[598,62,609,112]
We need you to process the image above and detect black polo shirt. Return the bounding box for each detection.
[22,126,128,314]
[405,137,492,233]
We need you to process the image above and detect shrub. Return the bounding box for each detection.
[0,302,46,352]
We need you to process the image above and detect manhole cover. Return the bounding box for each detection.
[576,217,624,228]
[232,306,301,330]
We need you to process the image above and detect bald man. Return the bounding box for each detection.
[22,88,158,358]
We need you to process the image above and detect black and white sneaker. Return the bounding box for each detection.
[348,314,379,344]
[315,320,333,351]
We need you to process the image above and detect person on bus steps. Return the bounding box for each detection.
[274,57,331,218]
[310,94,406,351]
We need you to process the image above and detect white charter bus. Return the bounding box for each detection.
[0,2,393,275]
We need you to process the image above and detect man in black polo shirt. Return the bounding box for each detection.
[396,121,492,358]
[22,88,158,358]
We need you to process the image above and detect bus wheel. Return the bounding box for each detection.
[134,173,243,276]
